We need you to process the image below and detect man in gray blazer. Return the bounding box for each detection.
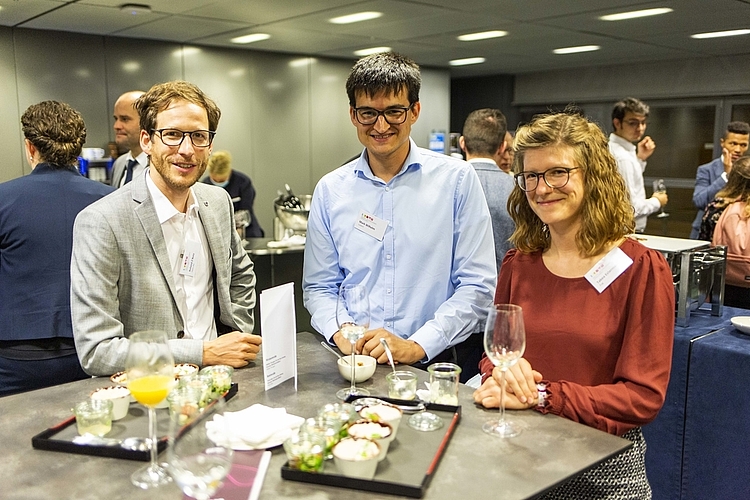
[71,81,261,376]
[110,90,148,187]
[459,108,515,272]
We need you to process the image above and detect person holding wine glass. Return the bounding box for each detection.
[473,110,674,499]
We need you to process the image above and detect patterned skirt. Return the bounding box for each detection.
[539,427,651,500]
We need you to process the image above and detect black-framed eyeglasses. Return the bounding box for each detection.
[353,105,412,125]
[514,167,579,192]
[151,128,216,148]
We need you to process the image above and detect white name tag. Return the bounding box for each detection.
[354,210,388,241]
[585,247,633,293]
[179,238,201,277]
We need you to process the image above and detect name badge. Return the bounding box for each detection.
[354,210,388,241]
[180,238,201,277]
[585,247,633,293]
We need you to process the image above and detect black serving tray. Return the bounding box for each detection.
[281,396,460,498]
[31,383,238,461]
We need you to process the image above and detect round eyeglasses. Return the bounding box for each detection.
[514,167,579,192]
[353,106,412,125]
[151,128,216,148]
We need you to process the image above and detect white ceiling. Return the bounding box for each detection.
[1,0,749,76]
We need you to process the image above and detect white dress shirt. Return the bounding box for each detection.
[608,133,660,232]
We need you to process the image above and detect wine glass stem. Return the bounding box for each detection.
[350,342,356,394]
[498,368,507,428]
[148,406,158,469]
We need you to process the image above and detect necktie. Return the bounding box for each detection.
[122,159,138,186]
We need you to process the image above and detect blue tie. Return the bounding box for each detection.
[123,159,137,185]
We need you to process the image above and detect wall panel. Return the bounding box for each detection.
[0,27,22,183]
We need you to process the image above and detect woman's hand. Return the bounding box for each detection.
[472,357,543,410]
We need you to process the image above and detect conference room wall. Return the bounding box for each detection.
[0,26,451,233]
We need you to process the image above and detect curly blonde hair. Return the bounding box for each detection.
[715,155,750,217]
[208,150,232,177]
[509,111,635,256]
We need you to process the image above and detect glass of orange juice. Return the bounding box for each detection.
[125,330,175,489]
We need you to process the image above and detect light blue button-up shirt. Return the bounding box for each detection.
[302,139,496,361]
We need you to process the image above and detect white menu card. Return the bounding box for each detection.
[260,282,297,391]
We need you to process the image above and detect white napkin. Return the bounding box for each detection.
[207,404,304,450]
[266,235,306,248]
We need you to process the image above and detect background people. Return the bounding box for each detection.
[0,101,113,397]
[691,121,750,238]
[498,130,515,174]
[303,52,496,374]
[699,156,750,309]
[474,111,674,498]
[110,90,147,188]
[202,150,264,238]
[609,97,667,233]
[459,108,515,272]
[71,81,261,376]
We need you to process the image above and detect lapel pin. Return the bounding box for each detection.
[203,201,209,207]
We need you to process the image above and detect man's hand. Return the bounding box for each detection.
[652,191,668,207]
[637,136,656,161]
[356,328,426,365]
[722,147,732,173]
[203,331,262,368]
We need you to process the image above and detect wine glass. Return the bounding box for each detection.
[653,179,669,218]
[125,330,176,489]
[167,397,234,500]
[335,284,370,400]
[482,304,526,438]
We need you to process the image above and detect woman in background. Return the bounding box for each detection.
[473,111,674,499]
[699,155,750,308]
[0,101,113,396]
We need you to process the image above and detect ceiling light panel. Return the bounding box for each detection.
[457,30,508,42]
[353,47,392,56]
[553,45,600,55]
[230,33,271,44]
[691,29,750,39]
[329,11,382,24]
[449,57,486,66]
[599,8,673,22]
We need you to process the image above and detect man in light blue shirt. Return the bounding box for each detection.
[302,52,496,367]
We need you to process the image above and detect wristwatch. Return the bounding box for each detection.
[536,382,549,410]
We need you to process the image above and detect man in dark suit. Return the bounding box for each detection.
[110,90,148,188]
[690,121,750,238]
[71,81,261,376]
[0,101,113,396]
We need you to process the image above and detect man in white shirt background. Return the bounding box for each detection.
[110,90,148,187]
[608,97,667,233]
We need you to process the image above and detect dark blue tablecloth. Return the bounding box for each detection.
[643,306,749,499]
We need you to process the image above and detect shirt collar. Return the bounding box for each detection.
[125,150,148,166]
[467,157,499,168]
[609,133,636,152]
[354,137,422,181]
[145,170,198,224]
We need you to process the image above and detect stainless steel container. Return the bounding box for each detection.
[637,235,727,327]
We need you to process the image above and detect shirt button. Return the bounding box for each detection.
[385,187,390,192]
[386,322,392,327]
[387,289,392,294]
[386,254,392,260]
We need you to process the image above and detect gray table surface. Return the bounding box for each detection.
[2,332,629,500]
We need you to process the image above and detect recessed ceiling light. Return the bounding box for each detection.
[353,47,391,56]
[230,33,271,44]
[449,57,486,66]
[599,8,672,21]
[691,29,750,39]
[457,30,508,42]
[119,3,152,15]
[553,45,600,55]
[172,47,201,58]
[329,11,382,24]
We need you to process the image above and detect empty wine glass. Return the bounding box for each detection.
[125,330,176,489]
[653,179,669,218]
[483,304,526,438]
[335,284,370,400]
[167,397,234,500]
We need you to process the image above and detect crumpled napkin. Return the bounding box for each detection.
[416,382,459,405]
[207,404,304,450]
[266,235,306,248]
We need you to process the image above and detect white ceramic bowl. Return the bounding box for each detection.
[731,316,750,335]
[332,438,381,479]
[337,355,376,383]
[359,403,403,440]
[347,420,393,462]
[91,386,131,420]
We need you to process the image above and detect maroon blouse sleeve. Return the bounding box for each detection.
[539,248,675,435]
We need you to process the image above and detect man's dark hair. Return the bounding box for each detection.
[461,108,507,156]
[21,100,86,168]
[345,52,421,107]
[611,97,650,123]
[727,121,750,137]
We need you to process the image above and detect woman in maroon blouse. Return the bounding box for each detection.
[473,111,674,499]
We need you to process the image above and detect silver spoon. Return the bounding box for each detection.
[380,338,397,377]
[320,341,349,363]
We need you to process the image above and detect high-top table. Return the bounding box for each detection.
[1,332,630,500]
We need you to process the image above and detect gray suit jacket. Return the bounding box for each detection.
[71,170,256,376]
[470,159,515,272]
